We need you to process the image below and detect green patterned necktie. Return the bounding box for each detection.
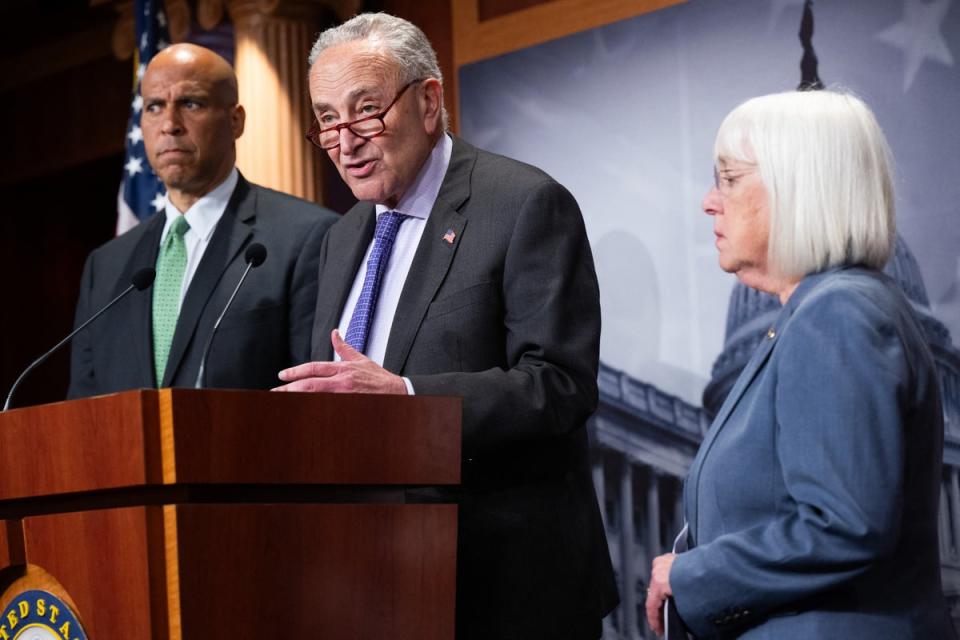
[153,215,190,385]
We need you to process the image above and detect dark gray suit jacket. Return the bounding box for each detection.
[672,267,955,639]
[68,174,337,396]
[311,137,618,639]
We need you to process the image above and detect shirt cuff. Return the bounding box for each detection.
[402,376,415,395]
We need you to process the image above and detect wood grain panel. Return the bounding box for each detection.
[452,0,685,66]
[0,520,23,568]
[174,503,457,639]
[0,390,461,500]
[21,507,159,640]
[0,391,156,500]
[479,0,552,21]
[163,389,462,486]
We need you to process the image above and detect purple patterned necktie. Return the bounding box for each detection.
[344,211,408,354]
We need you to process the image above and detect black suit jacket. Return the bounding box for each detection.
[311,137,618,639]
[68,174,337,397]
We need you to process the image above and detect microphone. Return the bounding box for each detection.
[194,243,267,388]
[3,267,156,411]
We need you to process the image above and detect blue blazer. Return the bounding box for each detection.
[671,266,955,639]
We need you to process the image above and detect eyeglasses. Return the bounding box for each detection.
[713,164,757,193]
[305,79,422,150]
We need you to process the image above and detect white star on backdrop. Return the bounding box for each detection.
[127,125,143,145]
[157,11,167,27]
[132,95,143,113]
[137,63,146,81]
[876,0,955,92]
[767,0,806,33]
[158,39,169,51]
[151,192,166,212]
[140,32,148,51]
[124,156,143,177]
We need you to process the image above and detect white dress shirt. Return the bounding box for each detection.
[336,134,453,372]
[159,168,238,306]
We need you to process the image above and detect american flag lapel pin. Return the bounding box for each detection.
[442,228,456,245]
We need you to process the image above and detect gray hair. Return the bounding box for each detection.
[715,90,895,278]
[308,13,448,130]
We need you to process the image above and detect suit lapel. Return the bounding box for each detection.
[118,213,165,388]
[313,205,376,361]
[687,331,777,538]
[382,138,476,373]
[701,331,777,453]
[161,177,254,386]
[699,270,830,449]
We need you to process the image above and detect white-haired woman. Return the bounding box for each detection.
[646,90,955,639]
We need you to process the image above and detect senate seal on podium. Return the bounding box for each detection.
[0,590,87,640]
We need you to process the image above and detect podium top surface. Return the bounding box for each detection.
[0,389,461,503]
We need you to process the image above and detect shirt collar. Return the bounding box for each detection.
[162,167,239,242]
[375,134,453,220]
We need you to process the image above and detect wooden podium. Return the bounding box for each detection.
[0,389,461,639]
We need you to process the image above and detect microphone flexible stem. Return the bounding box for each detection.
[3,282,137,411]
[194,260,256,389]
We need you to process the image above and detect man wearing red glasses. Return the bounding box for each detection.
[275,12,617,640]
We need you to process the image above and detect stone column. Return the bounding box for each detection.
[592,450,616,638]
[942,482,953,560]
[620,461,639,640]
[644,470,663,640]
[646,470,662,557]
[225,0,345,202]
[951,469,960,560]
[593,452,607,529]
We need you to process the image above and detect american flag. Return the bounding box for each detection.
[116,0,170,235]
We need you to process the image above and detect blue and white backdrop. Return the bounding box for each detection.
[459,1,960,637]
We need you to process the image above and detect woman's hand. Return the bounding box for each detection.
[645,552,676,636]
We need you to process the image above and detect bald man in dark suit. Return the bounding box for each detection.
[69,44,337,397]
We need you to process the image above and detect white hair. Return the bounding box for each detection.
[714,90,895,278]
[308,12,448,130]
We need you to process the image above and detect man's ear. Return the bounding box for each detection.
[232,104,246,139]
[421,78,444,134]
